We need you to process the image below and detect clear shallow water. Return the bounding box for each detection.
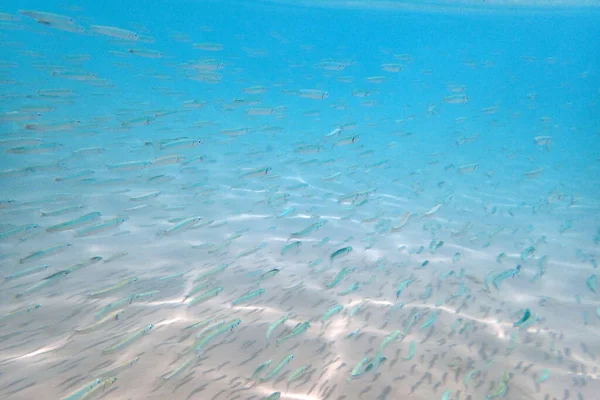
[0,1,599,400]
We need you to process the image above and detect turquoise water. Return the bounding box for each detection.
[1,1,599,400]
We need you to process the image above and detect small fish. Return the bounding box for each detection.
[182,318,214,332]
[182,280,213,301]
[162,357,194,380]
[158,271,185,281]
[260,353,294,382]
[95,296,134,320]
[188,286,223,306]
[266,315,289,341]
[381,63,402,72]
[79,376,117,399]
[6,142,62,154]
[321,172,341,181]
[391,212,411,232]
[232,288,265,306]
[129,191,160,201]
[259,268,280,281]
[195,319,241,356]
[96,356,140,378]
[262,392,281,400]
[457,163,478,173]
[348,357,369,381]
[290,220,328,238]
[378,330,401,352]
[90,277,138,297]
[325,128,342,137]
[403,341,416,361]
[278,206,296,218]
[321,304,343,323]
[512,309,531,328]
[107,160,151,170]
[250,360,272,380]
[330,246,353,262]
[179,321,225,355]
[443,94,469,104]
[535,368,549,383]
[423,203,442,217]
[280,240,301,256]
[5,264,49,281]
[90,24,139,40]
[15,271,69,298]
[158,216,202,237]
[346,328,361,338]
[237,243,267,258]
[334,135,360,146]
[54,169,95,182]
[193,263,229,282]
[61,378,103,400]
[0,303,41,323]
[287,365,309,387]
[534,135,552,146]
[239,167,272,179]
[496,252,506,263]
[520,245,536,262]
[298,89,328,99]
[75,217,127,237]
[0,223,40,240]
[487,372,510,399]
[74,309,125,334]
[338,282,361,295]
[364,355,386,374]
[46,212,102,232]
[243,85,267,94]
[64,256,103,274]
[160,138,201,150]
[103,324,154,353]
[395,277,414,298]
[276,321,310,344]
[129,48,163,58]
[41,205,85,217]
[420,313,437,330]
[325,266,355,288]
[19,242,72,264]
[492,266,520,289]
[586,274,597,294]
[313,237,330,247]
[72,147,105,156]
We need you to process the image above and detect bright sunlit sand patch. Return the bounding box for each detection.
[256,385,322,400]
[155,317,185,328]
[10,335,71,361]
[225,213,272,221]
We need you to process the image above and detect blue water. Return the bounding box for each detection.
[1,1,599,399]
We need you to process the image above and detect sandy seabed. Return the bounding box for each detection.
[1,141,598,400]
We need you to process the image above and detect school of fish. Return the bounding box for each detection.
[0,3,599,400]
